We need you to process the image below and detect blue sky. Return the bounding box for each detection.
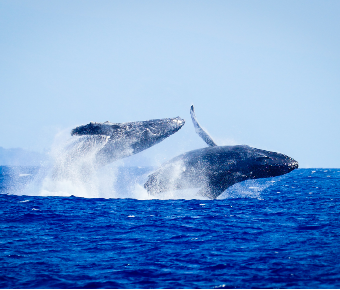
[0,0,339,168]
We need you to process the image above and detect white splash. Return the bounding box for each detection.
[23,130,143,199]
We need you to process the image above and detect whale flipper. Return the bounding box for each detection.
[190,105,217,147]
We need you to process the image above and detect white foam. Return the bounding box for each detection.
[23,130,122,198]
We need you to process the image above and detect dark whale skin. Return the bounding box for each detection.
[144,145,298,199]
[71,117,185,166]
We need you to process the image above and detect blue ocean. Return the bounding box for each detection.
[1,164,340,289]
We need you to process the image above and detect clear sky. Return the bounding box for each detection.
[0,0,339,168]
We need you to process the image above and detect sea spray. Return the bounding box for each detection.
[23,131,109,198]
[21,130,155,199]
[19,130,278,200]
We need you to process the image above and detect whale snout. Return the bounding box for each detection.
[252,149,299,178]
[278,155,298,174]
[288,159,299,170]
[278,157,298,175]
[171,117,185,129]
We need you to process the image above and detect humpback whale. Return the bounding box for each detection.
[71,117,185,166]
[144,106,298,199]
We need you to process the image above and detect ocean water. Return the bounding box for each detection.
[1,165,340,289]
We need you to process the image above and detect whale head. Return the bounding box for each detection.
[246,147,298,179]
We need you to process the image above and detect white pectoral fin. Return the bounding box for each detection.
[190,105,217,147]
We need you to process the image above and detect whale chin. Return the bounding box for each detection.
[252,160,298,179]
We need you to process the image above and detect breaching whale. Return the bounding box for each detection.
[144,106,298,199]
[71,117,185,166]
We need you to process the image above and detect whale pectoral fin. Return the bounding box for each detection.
[190,105,218,147]
[197,184,228,200]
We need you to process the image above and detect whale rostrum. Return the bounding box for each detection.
[71,117,185,166]
[144,106,298,199]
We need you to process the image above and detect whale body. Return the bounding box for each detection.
[71,117,185,166]
[144,145,298,199]
[144,106,298,199]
